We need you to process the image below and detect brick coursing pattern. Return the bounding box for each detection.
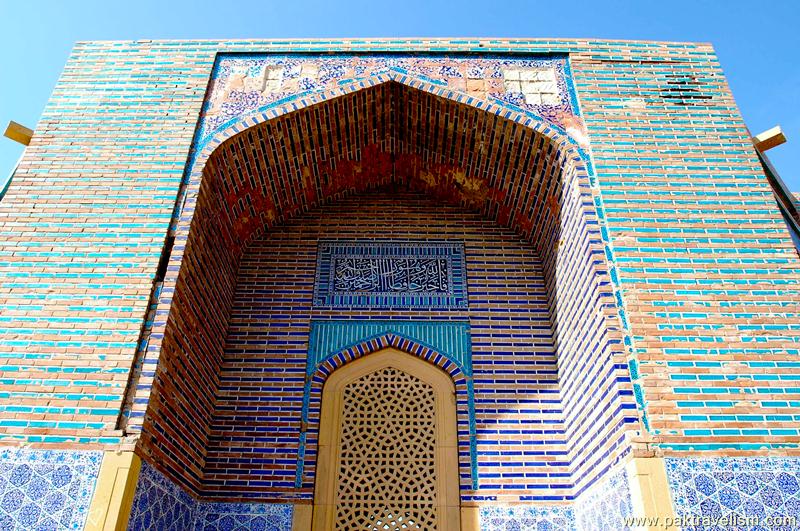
[0,39,797,508]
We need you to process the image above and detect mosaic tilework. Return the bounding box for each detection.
[193,501,292,531]
[479,505,575,530]
[128,461,293,531]
[0,448,101,531]
[198,54,584,152]
[313,240,468,309]
[666,457,800,531]
[128,460,195,531]
[573,468,633,530]
[300,319,476,491]
[307,319,472,373]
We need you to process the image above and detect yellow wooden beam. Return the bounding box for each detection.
[753,125,787,152]
[3,121,33,146]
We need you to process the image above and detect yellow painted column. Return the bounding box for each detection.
[460,506,480,531]
[85,451,142,531]
[626,457,679,531]
[292,504,312,531]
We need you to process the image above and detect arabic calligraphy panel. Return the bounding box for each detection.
[314,241,467,309]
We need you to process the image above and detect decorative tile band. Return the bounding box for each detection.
[479,505,575,530]
[665,457,800,530]
[299,320,477,490]
[0,448,102,531]
[199,54,582,154]
[313,240,468,309]
[128,460,194,531]
[194,501,293,531]
[128,461,293,531]
[480,468,633,530]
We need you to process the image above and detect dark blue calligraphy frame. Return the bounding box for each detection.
[313,240,468,309]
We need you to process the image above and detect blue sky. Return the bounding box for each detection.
[1,0,798,189]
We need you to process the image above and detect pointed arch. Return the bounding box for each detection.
[298,325,477,493]
[312,348,461,530]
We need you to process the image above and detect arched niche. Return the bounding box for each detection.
[134,77,638,505]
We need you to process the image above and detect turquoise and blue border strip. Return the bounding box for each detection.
[296,320,477,490]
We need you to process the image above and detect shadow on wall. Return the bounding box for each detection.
[133,80,639,506]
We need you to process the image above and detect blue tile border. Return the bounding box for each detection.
[297,320,477,490]
[479,505,575,530]
[313,240,468,309]
[194,500,293,531]
[478,467,633,530]
[0,447,102,531]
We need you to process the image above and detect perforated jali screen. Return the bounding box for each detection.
[335,366,439,530]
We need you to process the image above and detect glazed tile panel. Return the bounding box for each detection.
[0,36,796,511]
[0,448,101,531]
[666,457,800,530]
[479,468,633,530]
[198,54,584,153]
[127,461,293,531]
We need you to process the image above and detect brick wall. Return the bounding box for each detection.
[1,39,798,508]
[203,191,562,502]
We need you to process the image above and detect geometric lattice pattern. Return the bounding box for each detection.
[666,457,800,530]
[335,367,438,530]
[0,448,101,531]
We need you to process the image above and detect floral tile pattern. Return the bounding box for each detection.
[127,462,293,531]
[199,54,583,150]
[479,505,575,530]
[479,468,633,531]
[127,461,194,531]
[574,468,634,530]
[0,448,101,531]
[194,501,292,531]
[666,457,800,531]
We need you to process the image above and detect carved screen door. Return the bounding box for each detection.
[312,348,461,530]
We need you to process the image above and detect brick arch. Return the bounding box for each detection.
[193,71,584,170]
[176,76,591,255]
[136,74,639,502]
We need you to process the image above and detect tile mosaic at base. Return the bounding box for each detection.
[127,461,194,531]
[479,505,575,530]
[479,468,633,531]
[0,448,101,531]
[194,502,292,531]
[574,468,633,530]
[127,462,292,531]
[666,457,800,531]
